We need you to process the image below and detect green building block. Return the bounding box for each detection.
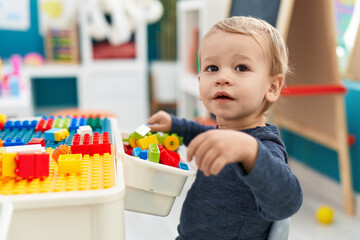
[147,143,160,163]
[133,124,151,140]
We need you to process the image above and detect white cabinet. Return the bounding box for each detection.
[79,8,149,130]
[176,0,229,119]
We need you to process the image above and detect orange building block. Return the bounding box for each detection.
[51,144,70,162]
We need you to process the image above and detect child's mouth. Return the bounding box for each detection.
[214,92,234,102]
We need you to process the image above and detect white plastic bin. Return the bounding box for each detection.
[1,118,126,240]
[119,131,196,216]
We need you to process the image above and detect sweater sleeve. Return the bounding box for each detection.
[235,137,303,221]
[171,115,215,146]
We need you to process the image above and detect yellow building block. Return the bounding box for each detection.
[1,152,17,177]
[0,114,7,124]
[55,129,69,142]
[136,134,159,150]
[58,154,82,174]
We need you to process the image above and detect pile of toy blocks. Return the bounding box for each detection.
[123,124,189,170]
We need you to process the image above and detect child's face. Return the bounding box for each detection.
[198,31,272,125]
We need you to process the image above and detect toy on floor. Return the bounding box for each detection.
[123,124,189,170]
[316,205,334,225]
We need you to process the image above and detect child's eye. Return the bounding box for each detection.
[206,65,218,72]
[236,65,249,72]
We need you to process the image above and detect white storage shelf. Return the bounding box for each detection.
[176,0,229,119]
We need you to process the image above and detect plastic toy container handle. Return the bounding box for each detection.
[0,195,13,240]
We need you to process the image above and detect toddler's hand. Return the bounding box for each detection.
[147,110,172,133]
[187,129,258,176]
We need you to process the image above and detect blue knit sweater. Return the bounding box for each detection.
[171,116,303,240]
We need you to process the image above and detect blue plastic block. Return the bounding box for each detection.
[14,120,22,129]
[69,117,79,130]
[30,120,38,129]
[3,137,25,146]
[44,128,62,142]
[178,162,189,170]
[139,149,149,160]
[79,117,86,126]
[132,147,142,157]
[4,121,14,130]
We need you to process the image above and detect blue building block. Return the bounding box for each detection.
[44,128,62,142]
[4,121,14,130]
[69,117,79,130]
[139,149,149,160]
[79,117,86,127]
[3,137,25,146]
[132,147,142,157]
[178,162,189,170]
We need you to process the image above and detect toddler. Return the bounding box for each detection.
[148,16,302,240]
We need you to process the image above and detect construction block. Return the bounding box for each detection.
[14,153,35,178]
[3,121,14,130]
[178,162,189,170]
[164,135,180,151]
[133,124,151,140]
[132,147,142,157]
[6,144,45,154]
[34,153,50,177]
[58,154,82,174]
[0,113,7,124]
[0,123,3,131]
[123,144,133,156]
[14,120,22,129]
[139,149,148,160]
[54,128,69,141]
[51,144,70,162]
[1,152,17,177]
[3,138,25,147]
[136,134,158,150]
[128,134,138,148]
[77,125,92,136]
[158,144,180,167]
[53,117,64,128]
[69,117,79,130]
[79,117,86,126]
[27,138,45,147]
[0,139,3,147]
[71,133,92,155]
[91,132,111,155]
[148,143,160,163]
[62,117,71,129]
[44,128,60,142]
[35,118,46,132]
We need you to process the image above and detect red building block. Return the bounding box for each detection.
[0,122,4,131]
[123,144,133,156]
[71,133,92,155]
[91,132,111,155]
[14,153,35,178]
[27,138,45,147]
[158,144,180,167]
[34,153,50,177]
[35,118,46,132]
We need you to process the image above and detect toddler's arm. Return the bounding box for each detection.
[147,111,215,146]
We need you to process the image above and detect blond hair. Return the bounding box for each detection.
[203,16,289,80]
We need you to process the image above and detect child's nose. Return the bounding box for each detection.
[216,72,232,86]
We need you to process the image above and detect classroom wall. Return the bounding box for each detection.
[282,80,360,194]
[0,0,44,59]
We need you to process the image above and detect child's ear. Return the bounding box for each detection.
[265,74,284,103]
[198,74,202,101]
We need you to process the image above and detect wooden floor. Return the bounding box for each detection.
[124,159,360,240]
